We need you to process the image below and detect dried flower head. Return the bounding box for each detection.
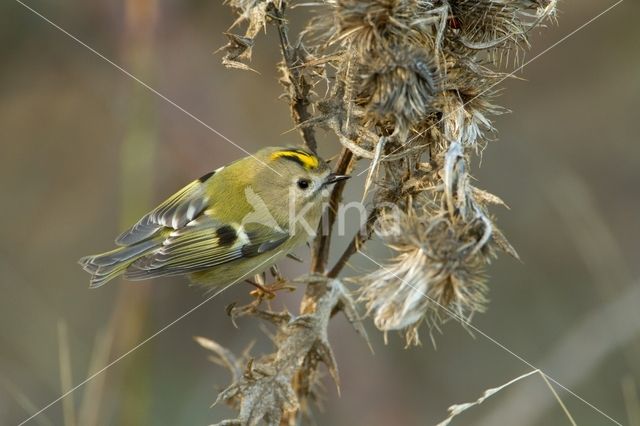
[449,0,558,63]
[436,89,502,150]
[360,206,490,345]
[356,46,440,134]
[450,0,528,47]
[328,0,439,55]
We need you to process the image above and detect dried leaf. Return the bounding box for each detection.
[436,369,576,426]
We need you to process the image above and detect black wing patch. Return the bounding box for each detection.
[124,218,289,279]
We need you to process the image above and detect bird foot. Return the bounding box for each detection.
[246,280,295,300]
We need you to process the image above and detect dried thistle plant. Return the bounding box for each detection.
[206,0,557,423]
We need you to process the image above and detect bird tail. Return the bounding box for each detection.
[79,238,159,288]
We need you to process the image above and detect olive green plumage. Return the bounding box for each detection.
[79,146,349,288]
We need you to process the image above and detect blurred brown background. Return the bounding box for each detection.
[1,1,639,425]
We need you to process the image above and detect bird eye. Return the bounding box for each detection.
[297,179,310,190]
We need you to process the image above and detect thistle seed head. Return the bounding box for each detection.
[357,46,440,134]
[360,207,490,345]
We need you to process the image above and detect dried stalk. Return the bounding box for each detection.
[269,2,318,153]
[310,147,355,274]
[327,206,379,279]
[204,280,361,426]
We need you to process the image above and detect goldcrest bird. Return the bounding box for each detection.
[79,146,349,289]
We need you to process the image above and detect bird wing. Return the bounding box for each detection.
[115,171,217,246]
[124,217,289,279]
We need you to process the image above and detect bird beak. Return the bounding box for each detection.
[324,173,350,186]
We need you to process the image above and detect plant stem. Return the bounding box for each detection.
[270,2,318,153]
[310,147,355,274]
[327,207,379,278]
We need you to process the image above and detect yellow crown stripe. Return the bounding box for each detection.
[270,150,319,170]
